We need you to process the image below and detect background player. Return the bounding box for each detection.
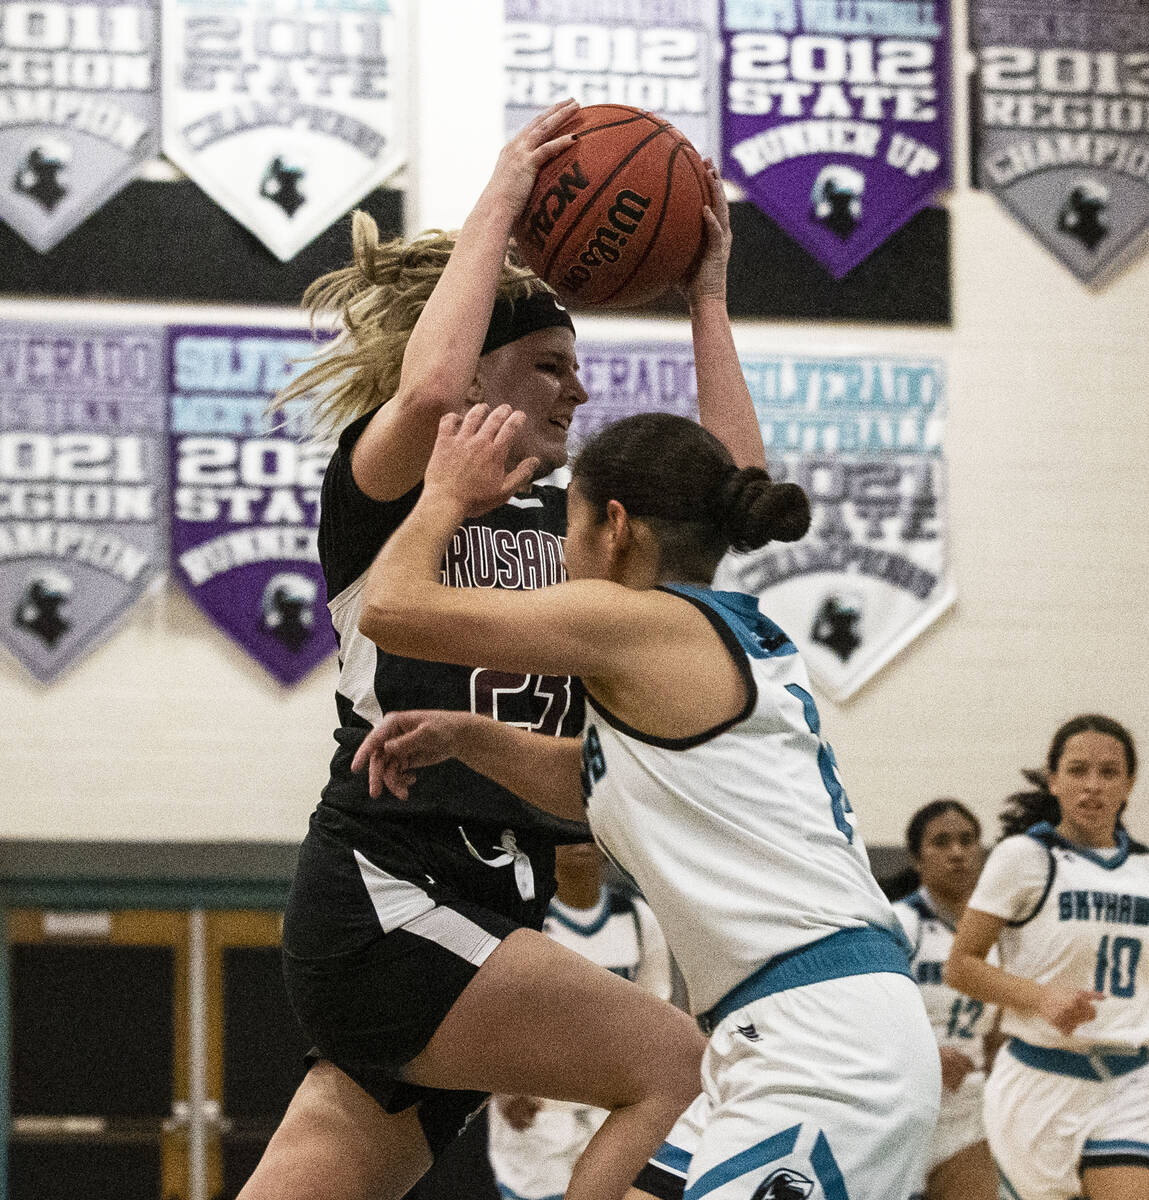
[947,714,1149,1200]
[487,842,673,1200]
[894,799,999,1200]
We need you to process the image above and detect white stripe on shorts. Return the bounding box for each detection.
[354,850,501,966]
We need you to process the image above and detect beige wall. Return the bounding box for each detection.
[1,2,1145,849]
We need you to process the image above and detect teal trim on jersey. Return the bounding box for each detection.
[662,584,797,660]
[683,1123,801,1200]
[906,888,957,933]
[548,888,611,936]
[652,1141,693,1175]
[698,925,912,1034]
[1083,1138,1149,1156]
[997,1166,1025,1200]
[1007,1037,1148,1080]
[1027,821,1132,870]
[811,1131,851,1200]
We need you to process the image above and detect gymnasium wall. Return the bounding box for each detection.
[0,0,1145,852]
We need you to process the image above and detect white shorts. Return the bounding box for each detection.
[487,1098,607,1200]
[643,972,940,1200]
[984,1043,1149,1200]
[929,1070,988,1173]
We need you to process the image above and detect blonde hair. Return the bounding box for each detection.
[274,209,547,438]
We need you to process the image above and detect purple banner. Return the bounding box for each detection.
[720,0,951,277]
[0,325,168,682]
[971,0,1149,284]
[168,327,335,685]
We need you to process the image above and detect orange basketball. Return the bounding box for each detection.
[512,105,709,309]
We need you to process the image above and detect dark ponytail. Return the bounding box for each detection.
[573,413,810,581]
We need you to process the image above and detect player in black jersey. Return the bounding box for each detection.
[238,101,708,1200]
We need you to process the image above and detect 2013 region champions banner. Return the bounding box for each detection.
[573,342,953,701]
[971,0,1149,283]
[168,327,334,684]
[504,0,720,159]
[161,0,406,260]
[0,0,160,252]
[720,0,951,277]
[0,325,168,682]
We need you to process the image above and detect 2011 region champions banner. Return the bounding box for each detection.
[168,327,335,684]
[504,0,720,159]
[971,0,1149,283]
[720,0,951,277]
[0,325,168,682]
[573,341,953,701]
[161,0,406,260]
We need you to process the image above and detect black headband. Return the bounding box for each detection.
[481,290,575,357]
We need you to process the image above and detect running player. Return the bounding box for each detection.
[894,800,999,1200]
[349,394,942,1200]
[487,842,673,1200]
[947,714,1149,1200]
[237,100,711,1200]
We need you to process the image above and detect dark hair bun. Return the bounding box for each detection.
[718,468,811,551]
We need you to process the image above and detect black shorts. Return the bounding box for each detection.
[282,806,556,1153]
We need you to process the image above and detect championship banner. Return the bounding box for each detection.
[720,0,951,277]
[504,0,720,159]
[0,325,168,683]
[971,0,1149,283]
[573,342,953,701]
[161,0,406,261]
[168,327,335,684]
[0,0,160,252]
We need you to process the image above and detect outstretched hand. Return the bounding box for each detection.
[424,403,540,517]
[351,710,470,799]
[1037,984,1105,1036]
[488,98,580,219]
[682,159,732,305]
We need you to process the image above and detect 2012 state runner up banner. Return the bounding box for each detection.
[0,325,168,683]
[0,0,160,252]
[168,327,335,684]
[720,0,951,277]
[504,0,720,159]
[971,0,1149,283]
[571,341,953,701]
[161,0,406,261]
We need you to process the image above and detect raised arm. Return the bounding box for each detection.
[685,162,766,471]
[946,907,1103,1037]
[350,710,584,822]
[351,100,580,501]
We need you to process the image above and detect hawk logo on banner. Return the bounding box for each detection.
[971,0,1149,284]
[717,353,954,701]
[0,0,160,252]
[161,0,406,261]
[504,0,720,159]
[720,0,951,277]
[0,327,168,683]
[168,327,335,685]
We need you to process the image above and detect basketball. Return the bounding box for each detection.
[512,105,709,309]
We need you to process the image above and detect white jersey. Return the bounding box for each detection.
[894,887,998,1069]
[969,822,1149,1051]
[580,584,902,1016]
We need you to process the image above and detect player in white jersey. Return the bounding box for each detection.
[349,377,941,1195]
[947,715,1149,1200]
[487,842,672,1200]
[893,800,999,1200]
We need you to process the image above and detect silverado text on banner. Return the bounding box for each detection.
[0,0,160,252]
[161,0,406,261]
[168,327,335,684]
[720,0,951,278]
[0,325,168,682]
[504,0,720,159]
[571,341,953,702]
[971,0,1149,284]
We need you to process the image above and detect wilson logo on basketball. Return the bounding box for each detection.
[522,161,590,250]
[561,189,651,292]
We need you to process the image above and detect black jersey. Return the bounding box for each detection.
[317,407,587,839]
